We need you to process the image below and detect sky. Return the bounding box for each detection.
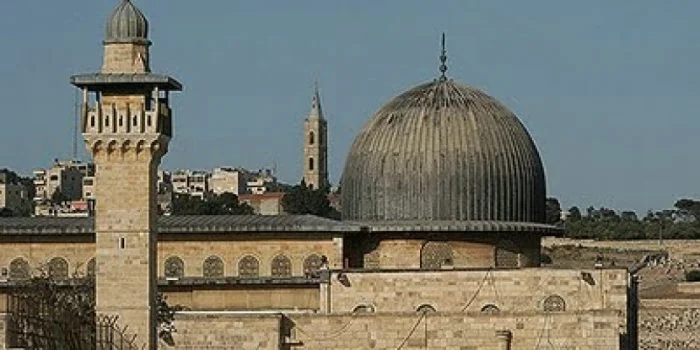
[1,1,699,214]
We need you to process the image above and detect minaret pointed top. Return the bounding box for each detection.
[439,33,448,81]
[309,81,324,120]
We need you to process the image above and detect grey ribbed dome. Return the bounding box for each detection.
[341,79,546,223]
[105,0,149,44]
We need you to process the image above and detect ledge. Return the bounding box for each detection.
[70,73,183,91]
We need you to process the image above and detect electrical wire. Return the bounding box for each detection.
[395,311,427,350]
[287,315,356,341]
[460,269,491,311]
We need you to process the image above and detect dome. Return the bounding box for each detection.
[105,0,149,44]
[340,79,546,223]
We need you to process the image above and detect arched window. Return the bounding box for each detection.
[118,115,123,127]
[308,157,314,171]
[480,304,500,314]
[543,295,566,312]
[90,116,95,128]
[271,255,292,277]
[48,257,69,279]
[416,304,437,314]
[238,255,259,278]
[352,304,376,314]
[105,116,110,127]
[309,131,315,145]
[87,258,96,277]
[420,241,453,269]
[203,256,224,278]
[303,254,323,276]
[132,115,138,126]
[9,258,30,280]
[495,239,519,268]
[164,256,184,278]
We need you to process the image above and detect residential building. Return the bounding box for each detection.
[33,159,93,203]
[246,169,277,194]
[188,170,209,199]
[210,167,249,195]
[0,174,28,215]
[238,192,285,215]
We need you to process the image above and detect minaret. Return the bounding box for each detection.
[303,83,329,190]
[70,1,182,348]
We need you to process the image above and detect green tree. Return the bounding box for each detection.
[674,198,700,221]
[51,188,69,205]
[545,197,561,225]
[281,181,340,219]
[567,206,582,221]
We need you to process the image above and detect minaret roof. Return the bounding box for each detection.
[105,0,149,44]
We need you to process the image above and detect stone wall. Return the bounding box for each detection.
[166,313,282,349]
[162,285,319,311]
[542,237,700,260]
[0,313,5,350]
[0,234,343,279]
[639,307,700,349]
[164,311,623,349]
[324,269,629,322]
[159,234,343,277]
[288,312,621,350]
[352,233,541,269]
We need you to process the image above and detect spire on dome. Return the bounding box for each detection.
[439,33,448,81]
[309,81,324,120]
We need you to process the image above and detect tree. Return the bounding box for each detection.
[545,197,561,224]
[281,181,340,219]
[567,206,582,221]
[51,188,69,205]
[620,211,638,222]
[674,198,700,221]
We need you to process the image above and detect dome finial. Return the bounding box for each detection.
[439,33,448,81]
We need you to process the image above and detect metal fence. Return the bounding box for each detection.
[7,292,139,350]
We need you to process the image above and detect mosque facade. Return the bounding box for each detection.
[0,1,635,349]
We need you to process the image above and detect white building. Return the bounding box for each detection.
[210,167,250,195]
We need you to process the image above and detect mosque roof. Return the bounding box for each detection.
[0,215,359,235]
[0,216,561,236]
[341,35,547,225]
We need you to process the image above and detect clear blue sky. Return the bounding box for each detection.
[1,1,699,214]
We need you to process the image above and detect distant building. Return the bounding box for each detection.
[82,176,95,201]
[157,170,173,214]
[210,167,249,195]
[239,192,285,215]
[246,169,277,194]
[171,169,210,199]
[33,159,94,204]
[188,171,209,199]
[171,170,189,195]
[0,174,28,215]
[302,84,329,190]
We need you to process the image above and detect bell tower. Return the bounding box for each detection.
[70,1,182,348]
[303,83,329,190]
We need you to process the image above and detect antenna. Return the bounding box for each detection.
[73,88,79,160]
